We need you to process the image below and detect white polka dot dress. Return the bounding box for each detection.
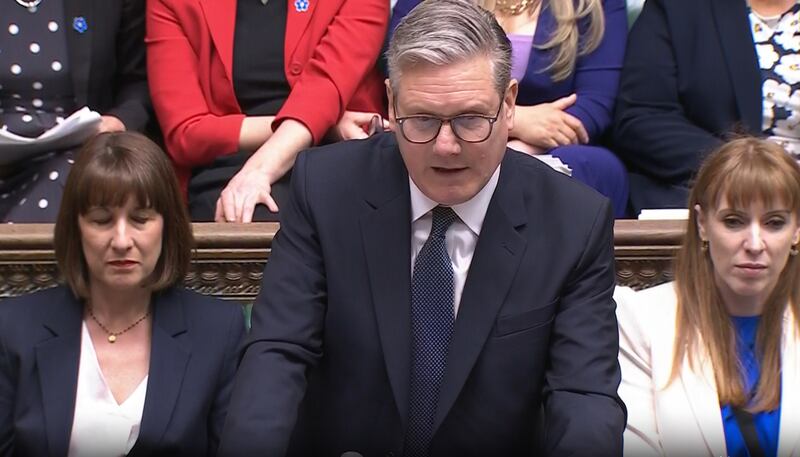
[1,0,76,138]
[0,0,77,222]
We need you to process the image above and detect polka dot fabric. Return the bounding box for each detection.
[1,0,76,137]
[405,205,459,457]
[0,150,73,222]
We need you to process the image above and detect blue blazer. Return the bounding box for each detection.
[389,0,628,141]
[0,286,244,457]
[219,133,625,456]
[612,0,761,210]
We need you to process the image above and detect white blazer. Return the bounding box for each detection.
[615,282,800,457]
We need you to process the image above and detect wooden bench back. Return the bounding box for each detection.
[0,219,683,302]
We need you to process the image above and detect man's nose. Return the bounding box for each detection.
[432,122,460,156]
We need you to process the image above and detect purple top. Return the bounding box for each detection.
[508,33,535,82]
[389,0,628,141]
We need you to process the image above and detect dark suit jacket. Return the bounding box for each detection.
[612,0,761,211]
[65,0,151,132]
[0,286,244,457]
[220,133,626,457]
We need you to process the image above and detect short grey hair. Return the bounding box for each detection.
[387,0,512,98]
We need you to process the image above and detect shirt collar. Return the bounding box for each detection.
[409,165,501,236]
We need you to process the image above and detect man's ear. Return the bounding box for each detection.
[504,79,518,129]
[695,204,708,241]
[385,78,395,123]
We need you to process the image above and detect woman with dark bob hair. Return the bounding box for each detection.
[615,137,800,456]
[0,131,244,457]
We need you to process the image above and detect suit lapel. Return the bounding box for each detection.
[710,0,762,133]
[200,0,237,84]
[35,288,83,457]
[679,348,727,457]
[433,157,528,432]
[778,310,800,457]
[360,140,413,426]
[64,0,93,107]
[129,289,190,456]
[284,0,317,62]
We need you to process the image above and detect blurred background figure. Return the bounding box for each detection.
[614,0,800,213]
[616,137,800,456]
[147,0,388,223]
[0,132,243,457]
[0,0,151,222]
[390,0,629,217]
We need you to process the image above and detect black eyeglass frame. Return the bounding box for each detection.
[392,100,504,144]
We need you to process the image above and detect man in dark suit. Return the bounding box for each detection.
[219,1,626,456]
[613,0,763,213]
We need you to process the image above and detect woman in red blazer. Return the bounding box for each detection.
[146,0,388,222]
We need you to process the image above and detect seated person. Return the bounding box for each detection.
[613,0,800,212]
[0,0,150,222]
[218,1,624,455]
[390,0,629,217]
[0,132,244,456]
[146,0,388,223]
[616,137,800,456]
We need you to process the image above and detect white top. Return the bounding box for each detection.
[409,165,500,316]
[67,322,148,457]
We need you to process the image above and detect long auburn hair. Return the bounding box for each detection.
[671,137,800,411]
[479,0,605,81]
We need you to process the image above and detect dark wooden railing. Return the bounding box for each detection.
[0,219,684,301]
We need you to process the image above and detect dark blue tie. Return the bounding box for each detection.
[405,206,459,457]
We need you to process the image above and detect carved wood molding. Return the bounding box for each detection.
[0,220,684,301]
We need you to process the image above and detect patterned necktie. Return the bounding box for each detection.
[405,205,459,457]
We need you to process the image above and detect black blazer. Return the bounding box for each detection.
[65,0,151,131]
[612,0,761,211]
[0,286,244,457]
[219,133,626,457]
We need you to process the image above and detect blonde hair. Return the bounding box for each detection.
[671,137,800,412]
[480,0,605,81]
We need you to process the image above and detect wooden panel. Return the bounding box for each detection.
[0,220,684,301]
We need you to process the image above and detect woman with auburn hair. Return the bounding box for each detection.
[0,132,244,456]
[615,137,800,456]
[390,0,629,217]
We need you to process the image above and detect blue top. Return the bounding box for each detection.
[721,316,781,457]
[388,0,628,141]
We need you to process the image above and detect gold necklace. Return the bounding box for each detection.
[495,0,536,16]
[87,305,150,343]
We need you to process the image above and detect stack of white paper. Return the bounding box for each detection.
[638,208,690,220]
[531,153,572,176]
[0,106,101,165]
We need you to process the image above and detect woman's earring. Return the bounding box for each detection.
[701,240,709,252]
[791,244,799,256]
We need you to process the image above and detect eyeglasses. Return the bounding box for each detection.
[393,101,503,144]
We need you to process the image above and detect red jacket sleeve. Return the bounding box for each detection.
[146,0,244,169]
[274,0,389,143]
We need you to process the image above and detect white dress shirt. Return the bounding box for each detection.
[68,322,147,457]
[409,165,500,316]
